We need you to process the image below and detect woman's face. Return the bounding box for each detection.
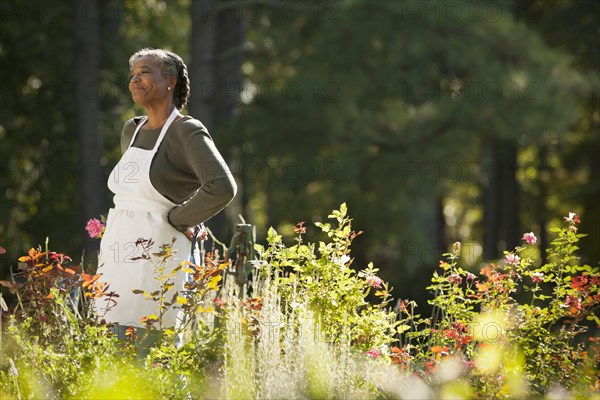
[129,56,174,108]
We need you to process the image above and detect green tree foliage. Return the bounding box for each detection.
[0,0,190,277]
[514,0,600,265]
[1,0,79,270]
[228,0,591,300]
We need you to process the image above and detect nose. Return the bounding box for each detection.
[130,73,140,83]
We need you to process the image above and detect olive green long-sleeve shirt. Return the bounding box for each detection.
[120,116,237,232]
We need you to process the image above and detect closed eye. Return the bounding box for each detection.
[130,71,149,81]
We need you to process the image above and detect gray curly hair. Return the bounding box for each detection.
[129,48,190,110]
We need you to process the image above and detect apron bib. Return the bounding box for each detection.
[96,108,188,328]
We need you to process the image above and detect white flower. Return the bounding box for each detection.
[333,254,351,267]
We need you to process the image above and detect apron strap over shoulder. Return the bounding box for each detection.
[153,108,180,152]
[127,116,148,149]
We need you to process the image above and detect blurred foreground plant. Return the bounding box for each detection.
[396,212,599,398]
[0,207,597,399]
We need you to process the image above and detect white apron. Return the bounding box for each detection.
[96,108,189,328]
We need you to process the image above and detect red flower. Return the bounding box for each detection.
[571,274,589,292]
[214,297,225,307]
[531,272,545,283]
[125,326,136,338]
[442,323,472,348]
[424,360,437,373]
[397,299,408,313]
[366,348,381,359]
[564,212,581,224]
[448,274,462,285]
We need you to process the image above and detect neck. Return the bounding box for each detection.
[144,103,177,129]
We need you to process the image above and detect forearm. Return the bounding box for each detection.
[167,175,237,231]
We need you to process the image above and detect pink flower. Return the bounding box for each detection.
[564,295,582,315]
[85,218,105,239]
[504,253,520,266]
[366,276,383,289]
[531,272,544,283]
[460,358,476,370]
[521,232,537,245]
[448,274,462,285]
[366,348,381,359]
[466,272,476,281]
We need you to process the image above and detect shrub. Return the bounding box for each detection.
[0,206,597,399]
[397,212,599,398]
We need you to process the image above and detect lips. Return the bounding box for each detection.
[130,86,145,96]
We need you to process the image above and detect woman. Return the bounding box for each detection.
[96,48,236,331]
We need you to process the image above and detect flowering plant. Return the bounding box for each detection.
[254,203,399,350]
[85,217,105,239]
[0,208,597,399]
[395,212,599,397]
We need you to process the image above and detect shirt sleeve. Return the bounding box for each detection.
[167,122,237,231]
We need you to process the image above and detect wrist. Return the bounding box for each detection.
[167,209,188,233]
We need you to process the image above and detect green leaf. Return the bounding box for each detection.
[267,227,282,244]
[315,222,331,233]
[586,314,600,325]
[339,202,347,217]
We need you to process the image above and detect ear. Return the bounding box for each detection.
[168,76,177,89]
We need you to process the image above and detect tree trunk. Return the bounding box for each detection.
[436,192,447,257]
[213,1,244,128]
[190,0,244,242]
[190,0,217,131]
[483,137,520,260]
[75,0,102,270]
[483,139,499,259]
[537,139,549,265]
[499,139,519,251]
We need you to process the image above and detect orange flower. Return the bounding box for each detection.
[125,326,135,338]
[476,282,490,293]
[293,221,306,235]
[439,261,451,270]
[431,345,449,355]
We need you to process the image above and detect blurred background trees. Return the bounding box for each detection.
[1,0,598,306]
